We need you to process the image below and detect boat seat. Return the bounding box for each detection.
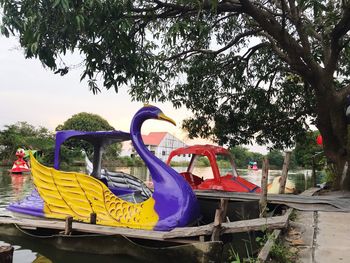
[118,190,145,203]
[109,186,136,196]
[180,172,203,188]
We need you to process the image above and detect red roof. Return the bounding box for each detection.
[142,132,167,146]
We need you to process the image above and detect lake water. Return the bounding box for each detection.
[0,166,316,262]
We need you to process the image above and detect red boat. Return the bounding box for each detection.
[166,145,261,193]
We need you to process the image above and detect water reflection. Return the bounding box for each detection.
[0,168,33,217]
[0,240,50,263]
[11,174,28,199]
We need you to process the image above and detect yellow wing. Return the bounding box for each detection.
[30,153,158,230]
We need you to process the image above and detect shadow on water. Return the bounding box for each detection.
[0,237,139,263]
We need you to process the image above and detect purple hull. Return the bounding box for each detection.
[7,189,45,217]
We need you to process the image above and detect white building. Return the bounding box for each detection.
[120,132,191,162]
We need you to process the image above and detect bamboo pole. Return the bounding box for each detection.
[259,157,269,218]
[278,151,291,194]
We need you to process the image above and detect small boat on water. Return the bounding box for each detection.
[10,148,30,174]
[166,145,261,193]
[248,161,259,171]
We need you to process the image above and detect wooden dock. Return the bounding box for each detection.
[0,211,291,243]
[195,189,350,212]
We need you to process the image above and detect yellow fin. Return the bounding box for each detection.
[30,153,158,229]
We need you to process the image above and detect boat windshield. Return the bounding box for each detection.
[190,155,214,180]
[216,153,238,177]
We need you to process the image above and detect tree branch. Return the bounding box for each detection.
[242,42,269,62]
[337,83,350,100]
[260,32,291,64]
[240,0,320,81]
[164,29,261,61]
[326,7,350,74]
[254,67,279,90]
[211,13,239,29]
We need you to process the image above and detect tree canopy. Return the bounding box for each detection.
[294,130,324,168]
[56,112,121,158]
[229,146,263,168]
[2,0,350,187]
[56,112,114,131]
[0,122,54,163]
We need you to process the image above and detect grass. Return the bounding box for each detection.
[228,229,296,263]
[270,240,296,263]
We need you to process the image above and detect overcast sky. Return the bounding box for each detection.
[0,35,268,154]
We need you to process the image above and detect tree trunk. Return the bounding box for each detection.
[314,79,350,190]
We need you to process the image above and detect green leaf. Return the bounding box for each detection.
[30,42,38,54]
[52,0,61,8]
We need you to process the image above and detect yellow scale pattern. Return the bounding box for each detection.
[30,153,159,229]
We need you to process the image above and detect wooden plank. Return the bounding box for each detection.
[259,157,269,217]
[0,217,166,241]
[256,229,281,262]
[165,213,290,239]
[300,188,321,196]
[256,208,293,262]
[221,213,289,234]
[0,211,290,242]
[279,151,291,194]
[72,222,167,240]
[195,191,350,212]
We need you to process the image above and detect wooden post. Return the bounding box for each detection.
[259,157,269,218]
[90,213,97,224]
[219,198,228,220]
[64,216,73,235]
[278,151,291,194]
[311,157,316,187]
[304,171,308,191]
[0,246,14,263]
[211,198,228,241]
[341,161,348,189]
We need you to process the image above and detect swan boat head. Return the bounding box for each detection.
[7,105,200,231]
[130,105,200,230]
